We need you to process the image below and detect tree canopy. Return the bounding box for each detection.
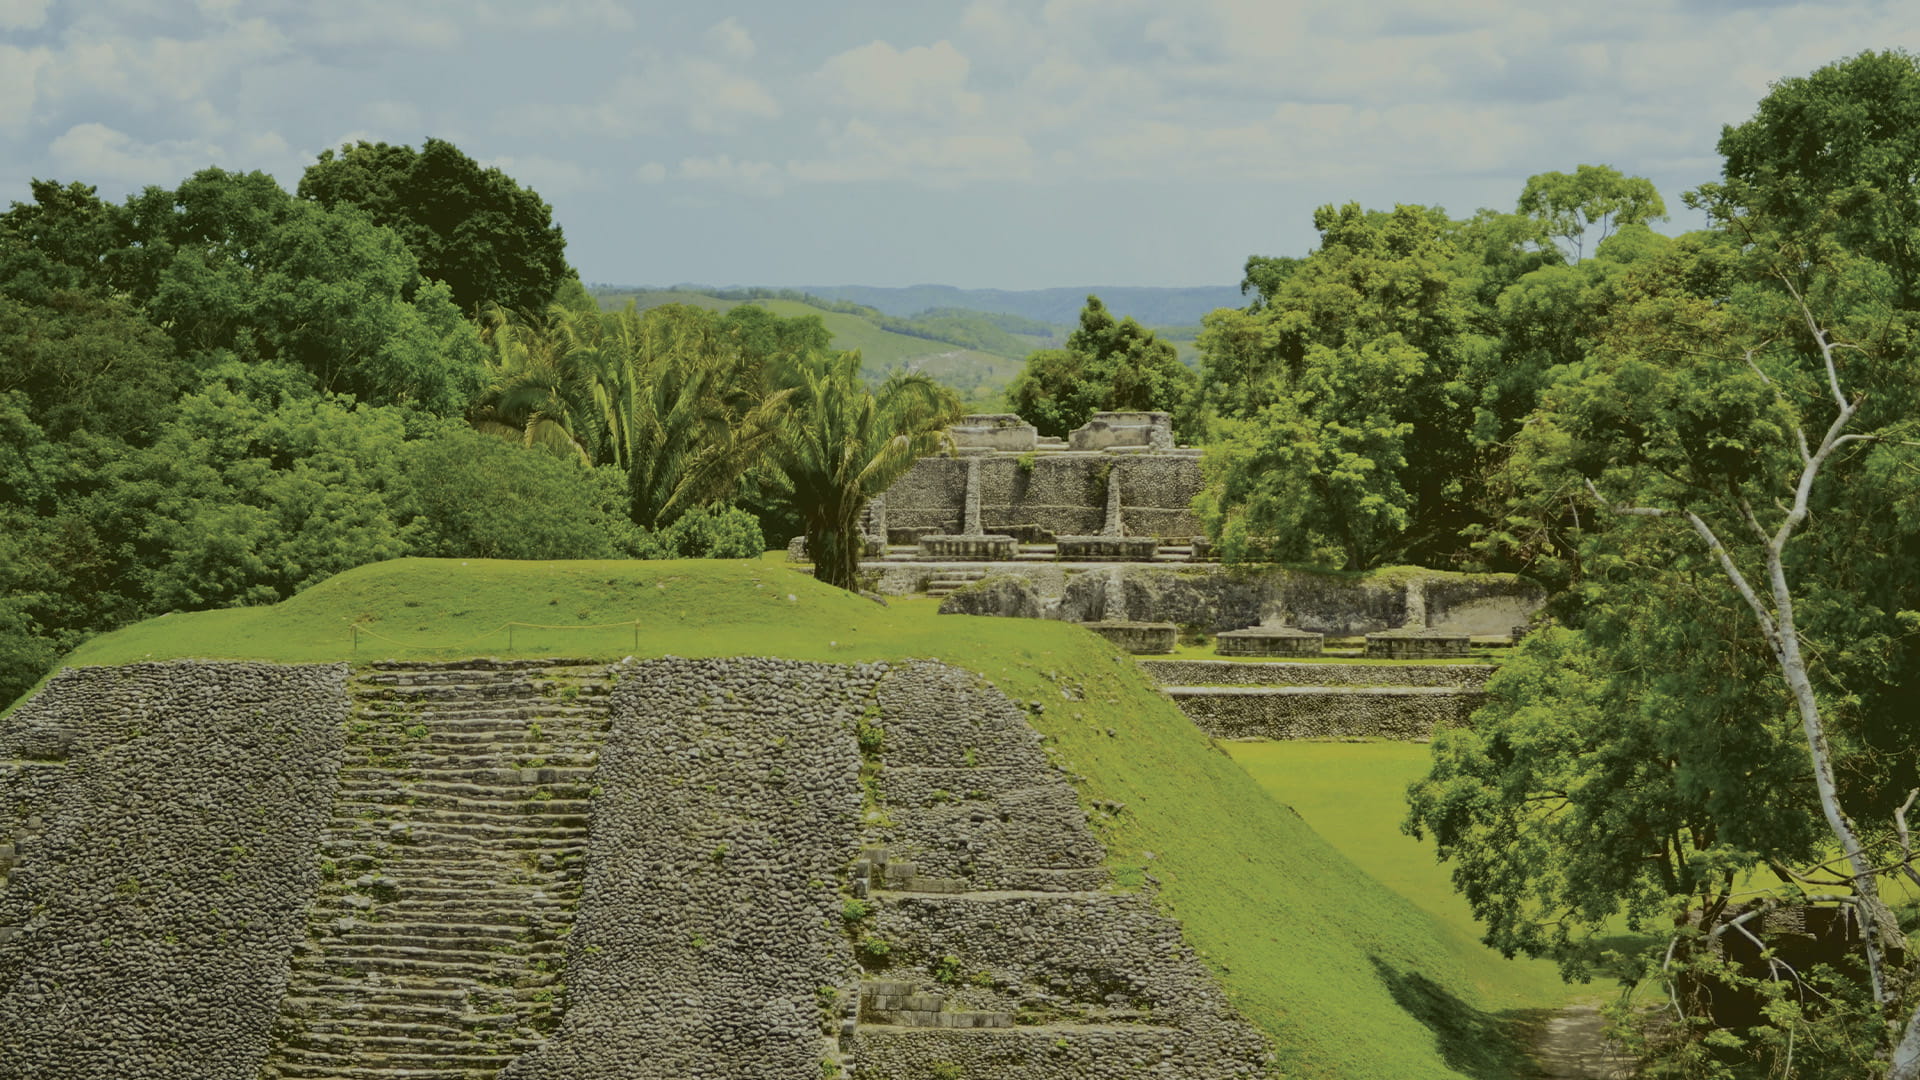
[299,138,573,316]
[1006,295,1194,438]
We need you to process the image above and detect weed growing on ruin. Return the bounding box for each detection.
[928,1063,963,1080]
[931,953,964,984]
[855,712,884,756]
[839,899,868,924]
[709,842,729,863]
[857,936,891,967]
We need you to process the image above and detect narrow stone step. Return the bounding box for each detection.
[260,660,606,1078]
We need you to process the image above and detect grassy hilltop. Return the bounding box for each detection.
[36,555,1596,1078]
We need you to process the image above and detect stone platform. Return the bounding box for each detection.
[1055,536,1160,562]
[1364,630,1472,660]
[1214,625,1323,658]
[916,535,1017,561]
[1083,621,1178,654]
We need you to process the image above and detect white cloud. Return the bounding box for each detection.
[0,44,50,134]
[46,18,291,108]
[510,0,637,32]
[678,58,780,132]
[299,6,462,51]
[706,16,755,62]
[485,153,603,195]
[47,123,222,184]
[815,40,981,117]
[0,0,48,31]
[634,162,667,183]
[498,28,778,137]
[788,119,1033,186]
[679,154,783,197]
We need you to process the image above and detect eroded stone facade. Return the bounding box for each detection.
[0,657,1269,1080]
[0,662,349,1080]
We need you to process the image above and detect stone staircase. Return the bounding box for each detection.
[258,659,615,1080]
[922,569,987,598]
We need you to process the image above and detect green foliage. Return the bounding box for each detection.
[765,353,959,590]
[1197,203,1474,568]
[1709,49,1920,305]
[654,504,764,559]
[1517,164,1667,260]
[0,290,186,443]
[299,138,572,316]
[839,899,868,924]
[930,953,964,985]
[1405,625,1818,978]
[1006,295,1194,438]
[856,936,892,965]
[396,426,640,561]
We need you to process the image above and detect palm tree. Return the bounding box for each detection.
[468,308,596,465]
[767,352,959,590]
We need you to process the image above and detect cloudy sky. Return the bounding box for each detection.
[2,1,1916,290]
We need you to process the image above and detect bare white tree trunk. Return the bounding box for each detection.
[1594,285,1920,1074]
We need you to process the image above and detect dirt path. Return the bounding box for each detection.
[1531,1004,1634,1079]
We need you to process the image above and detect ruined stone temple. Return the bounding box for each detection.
[872,411,1205,562]
[851,412,1546,659]
[0,657,1269,1080]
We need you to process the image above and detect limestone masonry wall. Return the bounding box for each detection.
[1164,687,1484,740]
[882,455,1204,541]
[1057,566,1543,636]
[853,663,1268,1078]
[0,662,349,1080]
[503,657,875,1080]
[0,657,1268,1080]
[1139,660,1496,689]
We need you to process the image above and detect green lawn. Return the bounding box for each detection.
[1225,742,1603,1012]
[35,557,1568,1079]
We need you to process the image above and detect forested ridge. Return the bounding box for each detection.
[0,139,957,708]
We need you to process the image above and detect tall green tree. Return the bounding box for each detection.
[1710,49,1920,305]
[1517,163,1667,260]
[767,353,958,590]
[299,138,572,316]
[1197,203,1476,567]
[1006,295,1194,438]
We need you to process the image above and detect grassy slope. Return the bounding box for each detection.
[1226,743,1598,1010]
[48,557,1544,1079]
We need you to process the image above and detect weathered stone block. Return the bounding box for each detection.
[1084,621,1177,654]
[1055,536,1160,561]
[1067,410,1174,451]
[949,414,1038,451]
[1365,630,1473,659]
[1166,686,1483,740]
[937,573,1045,619]
[917,534,1017,561]
[1214,625,1324,657]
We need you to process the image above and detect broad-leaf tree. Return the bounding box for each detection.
[1006,295,1193,438]
[299,138,572,316]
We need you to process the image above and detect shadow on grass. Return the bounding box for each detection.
[1370,955,1551,1080]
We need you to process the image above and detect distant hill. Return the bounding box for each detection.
[589,287,1034,407]
[587,283,1224,398]
[790,284,1246,326]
